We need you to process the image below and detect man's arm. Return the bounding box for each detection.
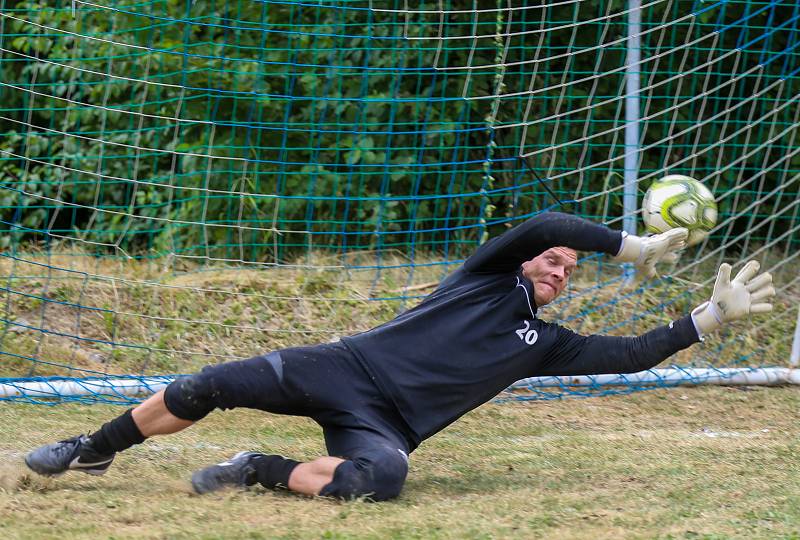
[536,316,700,377]
[464,212,622,274]
[464,211,687,277]
[534,259,775,376]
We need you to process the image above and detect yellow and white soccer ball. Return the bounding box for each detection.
[642,174,718,246]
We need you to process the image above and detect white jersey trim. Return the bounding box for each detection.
[515,276,536,319]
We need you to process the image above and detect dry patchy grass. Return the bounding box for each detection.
[2,386,800,539]
[1,247,797,381]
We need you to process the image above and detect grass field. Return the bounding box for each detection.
[3,386,800,539]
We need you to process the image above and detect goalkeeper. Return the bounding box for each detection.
[25,212,775,501]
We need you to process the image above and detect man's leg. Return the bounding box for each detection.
[316,444,408,501]
[288,456,344,495]
[25,353,287,477]
[192,446,407,501]
[259,450,406,498]
[192,430,409,501]
[190,453,345,496]
[23,389,189,477]
[131,389,194,436]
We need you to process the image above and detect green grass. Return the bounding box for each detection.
[3,386,800,539]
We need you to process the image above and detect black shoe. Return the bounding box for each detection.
[25,435,115,477]
[191,451,262,494]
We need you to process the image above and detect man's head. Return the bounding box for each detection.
[521,247,577,307]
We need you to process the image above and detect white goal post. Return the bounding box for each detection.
[3,366,800,400]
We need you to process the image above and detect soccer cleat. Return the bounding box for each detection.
[25,435,115,477]
[191,451,263,494]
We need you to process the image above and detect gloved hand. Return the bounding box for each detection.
[612,228,688,279]
[691,260,775,336]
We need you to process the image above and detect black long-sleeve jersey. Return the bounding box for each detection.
[341,212,700,445]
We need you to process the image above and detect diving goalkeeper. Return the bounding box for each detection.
[24,212,775,501]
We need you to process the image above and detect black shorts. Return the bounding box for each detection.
[165,341,416,458]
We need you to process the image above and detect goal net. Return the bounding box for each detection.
[1,0,798,403]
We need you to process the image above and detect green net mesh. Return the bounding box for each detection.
[1,0,798,403]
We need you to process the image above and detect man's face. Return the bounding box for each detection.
[521,247,578,307]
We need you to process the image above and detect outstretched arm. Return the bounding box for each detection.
[534,259,776,377]
[464,211,686,277]
[536,316,700,377]
[464,212,620,274]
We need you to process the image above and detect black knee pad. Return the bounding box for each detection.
[163,372,218,421]
[320,447,409,501]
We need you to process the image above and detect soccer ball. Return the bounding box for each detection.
[642,175,717,246]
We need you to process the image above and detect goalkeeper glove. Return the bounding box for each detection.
[691,260,775,336]
[612,228,688,279]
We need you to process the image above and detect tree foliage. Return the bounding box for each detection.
[0,1,797,259]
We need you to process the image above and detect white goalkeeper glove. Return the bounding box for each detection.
[612,228,688,279]
[691,260,775,336]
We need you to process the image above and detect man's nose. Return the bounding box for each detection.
[552,267,565,281]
